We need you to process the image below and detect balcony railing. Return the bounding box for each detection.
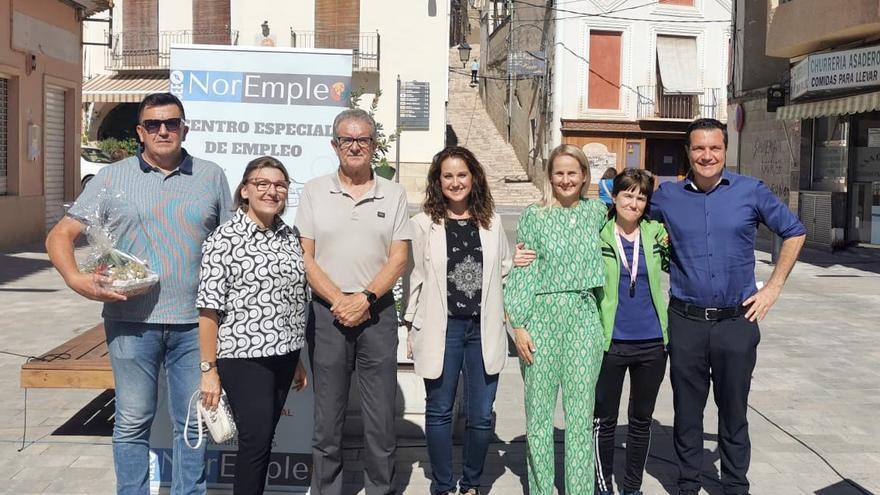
[289,30,380,72]
[637,85,722,120]
[105,29,240,70]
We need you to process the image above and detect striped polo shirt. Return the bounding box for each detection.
[68,149,232,324]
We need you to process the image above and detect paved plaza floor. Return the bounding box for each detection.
[1,218,879,494]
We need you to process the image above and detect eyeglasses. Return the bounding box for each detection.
[247,178,289,192]
[139,118,185,134]
[335,136,374,149]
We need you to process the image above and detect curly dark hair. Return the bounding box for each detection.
[423,146,494,229]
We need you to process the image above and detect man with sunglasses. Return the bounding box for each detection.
[295,108,412,495]
[47,93,232,494]
[650,118,805,495]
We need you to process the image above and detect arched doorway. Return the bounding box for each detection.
[97,103,139,141]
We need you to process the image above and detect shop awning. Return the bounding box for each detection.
[656,36,701,95]
[82,73,169,103]
[776,91,880,120]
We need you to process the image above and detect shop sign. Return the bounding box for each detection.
[170,45,352,224]
[790,45,880,99]
[868,128,880,148]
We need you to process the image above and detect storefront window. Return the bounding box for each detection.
[850,112,880,244]
[810,116,848,192]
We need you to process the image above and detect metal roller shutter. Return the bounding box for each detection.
[44,85,66,231]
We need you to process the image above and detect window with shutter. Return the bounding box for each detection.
[587,31,622,110]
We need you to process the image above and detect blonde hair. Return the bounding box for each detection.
[541,144,591,207]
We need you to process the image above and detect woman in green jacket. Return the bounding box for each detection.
[514,168,669,495]
[593,168,669,495]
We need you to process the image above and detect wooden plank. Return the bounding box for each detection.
[21,369,114,389]
[23,360,111,371]
[29,325,107,362]
[21,324,114,389]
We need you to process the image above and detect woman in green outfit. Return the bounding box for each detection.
[504,144,607,495]
[515,168,670,495]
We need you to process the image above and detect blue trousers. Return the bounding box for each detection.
[105,320,206,495]
[424,316,499,495]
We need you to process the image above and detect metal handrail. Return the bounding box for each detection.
[105,29,239,70]
[289,30,380,72]
[636,85,722,120]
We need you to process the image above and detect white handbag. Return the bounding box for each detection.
[184,389,237,448]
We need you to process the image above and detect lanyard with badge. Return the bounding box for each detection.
[614,224,640,298]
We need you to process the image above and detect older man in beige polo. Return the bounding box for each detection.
[295,108,412,495]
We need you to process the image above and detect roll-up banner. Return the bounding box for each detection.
[147,45,352,493]
[169,44,352,223]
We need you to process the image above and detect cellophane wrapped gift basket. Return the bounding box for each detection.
[76,190,159,297]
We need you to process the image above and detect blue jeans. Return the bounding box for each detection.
[105,320,207,495]
[424,316,499,494]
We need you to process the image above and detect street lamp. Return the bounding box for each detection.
[457,42,471,68]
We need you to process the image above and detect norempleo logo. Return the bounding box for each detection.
[169,70,350,107]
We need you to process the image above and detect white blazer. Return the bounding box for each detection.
[404,211,513,379]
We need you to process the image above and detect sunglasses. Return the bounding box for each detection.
[140,118,185,134]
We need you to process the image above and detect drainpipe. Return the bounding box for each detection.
[551,10,563,149]
[507,0,514,142]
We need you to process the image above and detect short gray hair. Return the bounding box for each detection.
[332,108,378,141]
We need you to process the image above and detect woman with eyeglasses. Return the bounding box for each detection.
[196,156,309,495]
[404,147,512,495]
[514,168,669,495]
[504,144,608,495]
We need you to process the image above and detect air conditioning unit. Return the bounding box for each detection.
[798,191,847,250]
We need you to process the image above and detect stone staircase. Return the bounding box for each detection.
[446,45,542,207]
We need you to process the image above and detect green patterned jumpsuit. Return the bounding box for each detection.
[504,200,607,495]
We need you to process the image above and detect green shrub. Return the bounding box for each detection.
[98,138,139,160]
[349,88,399,178]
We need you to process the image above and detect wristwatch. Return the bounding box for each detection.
[199,361,216,373]
[362,290,378,306]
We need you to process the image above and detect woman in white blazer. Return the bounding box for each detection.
[404,146,512,495]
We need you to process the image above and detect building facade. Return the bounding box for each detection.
[81,0,449,195]
[732,0,880,249]
[481,0,731,193]
[480,0,555,189]
[726,0,796,244]
[0,0,110,250]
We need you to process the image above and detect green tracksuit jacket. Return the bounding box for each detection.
[594,218,670,351]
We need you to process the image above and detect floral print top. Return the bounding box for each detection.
[446,218,483,317]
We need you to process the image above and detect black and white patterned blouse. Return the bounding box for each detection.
[446,218,483,317]
[197,210,307,358]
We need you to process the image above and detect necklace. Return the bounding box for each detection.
[446,209,471,220]
[614,223,640,298]
[566,204,577,226]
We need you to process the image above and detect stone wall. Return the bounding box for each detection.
[483,21,510,145]
[728,95,802,213]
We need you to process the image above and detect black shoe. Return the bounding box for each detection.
[460,488,481,495]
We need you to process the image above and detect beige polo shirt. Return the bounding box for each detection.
[294,171,413,293]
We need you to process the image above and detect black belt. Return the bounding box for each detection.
[670,298,748,321]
